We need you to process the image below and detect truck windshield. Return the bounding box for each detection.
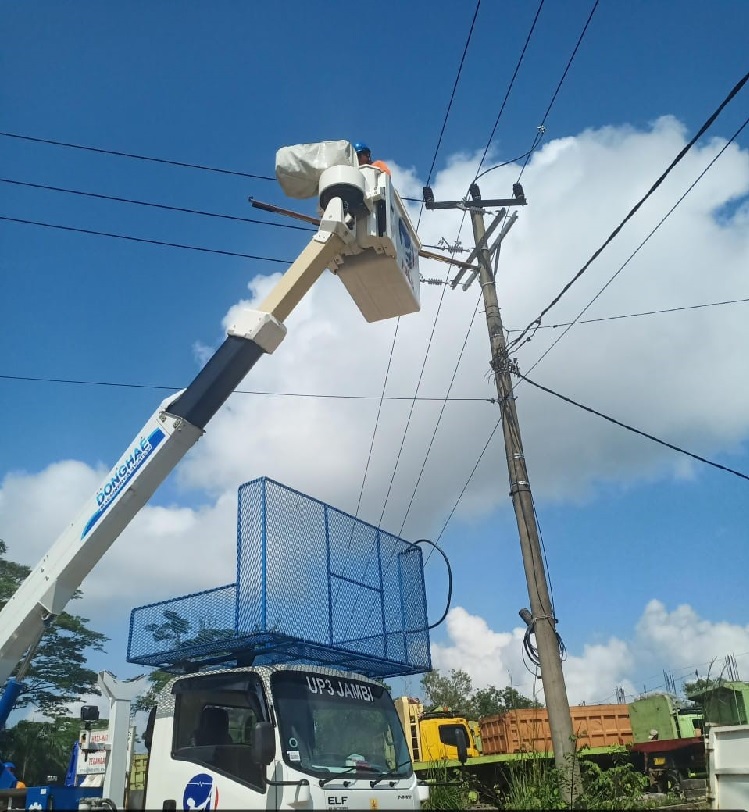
[271,671,412,781]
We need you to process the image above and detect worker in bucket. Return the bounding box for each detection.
[354,142,391,176]
[3,762,26,789]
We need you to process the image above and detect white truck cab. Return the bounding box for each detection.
[145,664,428,810]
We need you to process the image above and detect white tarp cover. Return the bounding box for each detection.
[275,140,357,199]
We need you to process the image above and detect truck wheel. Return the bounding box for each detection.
[657,769,681,795]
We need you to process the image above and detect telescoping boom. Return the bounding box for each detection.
[0,142,422,726]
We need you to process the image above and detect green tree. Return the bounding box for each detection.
[473,685,541,718]
[0,541,108,717]
[421,668,540,719]
[133,669,174,712]
[0,717,86,786]
[421,669,474,717]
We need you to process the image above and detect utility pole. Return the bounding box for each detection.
[424,182,582,798]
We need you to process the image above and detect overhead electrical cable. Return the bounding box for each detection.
[410,0,554,554]
[350,322,399,522]
[434,418,502,545]
[0,131,276,181]
[416,0,482,230]
[424,0,481,187]
[0,372,494,402]
[517,372,749,483]
[473,0,546,180]
[523,113,749,374]
[376,262,457,530]
[0,215,290,263]
[0,177,315,232]
[507,296,749,332]
[343,3,490,625]
[357,1,491,534]
[509,69,749,352]
[516,0,600,182]
[397,292,484,536]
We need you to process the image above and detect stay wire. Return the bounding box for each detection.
[509,68,749,352]
[523,113,749,375]
[0,177,315,232]
[0,215,290,263]
[0,131,276,181]
[517,371,749,483]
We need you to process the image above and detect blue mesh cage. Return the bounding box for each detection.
[128,477,431,678]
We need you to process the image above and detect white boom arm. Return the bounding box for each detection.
[0,158,421,693]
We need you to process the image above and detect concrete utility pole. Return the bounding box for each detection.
[424,182,582,798]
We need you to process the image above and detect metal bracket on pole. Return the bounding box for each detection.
[423,184,527,210]
[421,183,526,290]
[461,211,518,291]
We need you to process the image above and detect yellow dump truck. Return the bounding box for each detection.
[394,696,480,763]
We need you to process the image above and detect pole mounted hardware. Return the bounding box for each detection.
[422,183,527,210]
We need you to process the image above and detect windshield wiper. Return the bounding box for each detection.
[318,762,380,788]
[369,759,413,788]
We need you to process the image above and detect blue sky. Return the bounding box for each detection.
[1,1,749,712]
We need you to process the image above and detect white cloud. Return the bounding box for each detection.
[2,119,748,671]
[176,116,749,532]
[430,600,749,705]
[0,463,239,624]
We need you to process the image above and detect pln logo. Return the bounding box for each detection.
[183,773,219,810]
[397,218,415,270]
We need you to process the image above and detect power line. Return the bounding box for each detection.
[398,292,485,536]
[376,262,456,530]
[346,4,485,618]
[0,177,315,232]
[507,296,749,332]
[0,372,494,403]
[435,418,502,544]
[0,131,276,181]
[473,0,546,180]
[350,321,402,523]
[425,1,481,189]
[509,68,749,351]
[474,149,537,181]
[416,0,482,231]
[0,215,290,263]
[359,2,488,532]
[516,0,600,183]
[424,1,604,557]
[522,113,749,373]
[517,371,749,483]
[391,0,549,523]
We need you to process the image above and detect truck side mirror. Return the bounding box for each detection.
[253,721,276,766]
[455,727,468,765]
[438,723,470,765]
[80,705,100,723]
